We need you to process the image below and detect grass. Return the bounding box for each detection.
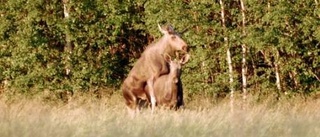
[0,93,320,137]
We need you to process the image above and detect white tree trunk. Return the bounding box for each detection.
[274,62,281,92]
[289,70,299,89]
[240,0,248,100]
[219,0,234,112]
[241,44,247,98]
[227,48,234,94]
[311,71,320,82]
[63,0,71,76]
[63,0,70,18]
[274,51,282,92]
[266,2,282,93]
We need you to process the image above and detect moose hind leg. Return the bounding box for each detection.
[147,78,156,113]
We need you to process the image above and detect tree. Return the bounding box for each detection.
[0,0,319,100]
[240,0,248,100]
[219,0,235,111]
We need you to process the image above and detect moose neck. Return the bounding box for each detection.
[169,64,179,84]
[157,36,175,56]
[164,75,175,95]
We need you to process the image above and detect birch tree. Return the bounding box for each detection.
[219,0,235,110]
[239,0,248,100]
[267,1,282,92]
[63,0,72,76]
[274,50,282,92]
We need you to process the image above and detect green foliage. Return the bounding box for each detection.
[0,0,147,93]
[0,0,319,97]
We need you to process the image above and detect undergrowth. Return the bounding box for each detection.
[0,91,320,137]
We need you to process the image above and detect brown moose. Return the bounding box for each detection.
[151,54,189,109]
[122,24,189,116]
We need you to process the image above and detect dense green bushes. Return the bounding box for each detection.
[0,0,319,98]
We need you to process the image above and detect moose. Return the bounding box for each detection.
[122,24,190,116]
[150,53,188,109]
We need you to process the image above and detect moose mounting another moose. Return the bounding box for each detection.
[122,24,190,116]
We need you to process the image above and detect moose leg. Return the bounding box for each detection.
[176,78,184,109]
[170,90,178,109]
[147,78,156,113]
[123,88,138,118]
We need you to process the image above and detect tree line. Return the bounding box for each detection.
[0,0,319,99]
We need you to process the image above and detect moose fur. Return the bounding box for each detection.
[122,24,189,116]
[151,54,188,109]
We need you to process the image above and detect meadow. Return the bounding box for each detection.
[0,93,320,137]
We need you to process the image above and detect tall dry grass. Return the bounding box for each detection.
[0,93,320,137]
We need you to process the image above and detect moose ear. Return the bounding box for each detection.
[158,24,175,35]
[180,54,190,65]
[166,25,175,34]
[163,53,172,63]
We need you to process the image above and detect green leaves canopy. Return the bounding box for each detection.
[0,0,319,96]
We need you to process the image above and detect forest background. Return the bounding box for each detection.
[0,0,319,102]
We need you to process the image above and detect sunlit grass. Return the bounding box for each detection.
[0,93,320,137]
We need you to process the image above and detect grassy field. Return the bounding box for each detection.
[0,93,320,137]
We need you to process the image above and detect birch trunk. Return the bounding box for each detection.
[274,63,281,91]
[267,2,282,92]
[289,70,299,89]
[239,0,248,100]
[274,51,282,92]
[63,0,72,76]
[219,0,234,112]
